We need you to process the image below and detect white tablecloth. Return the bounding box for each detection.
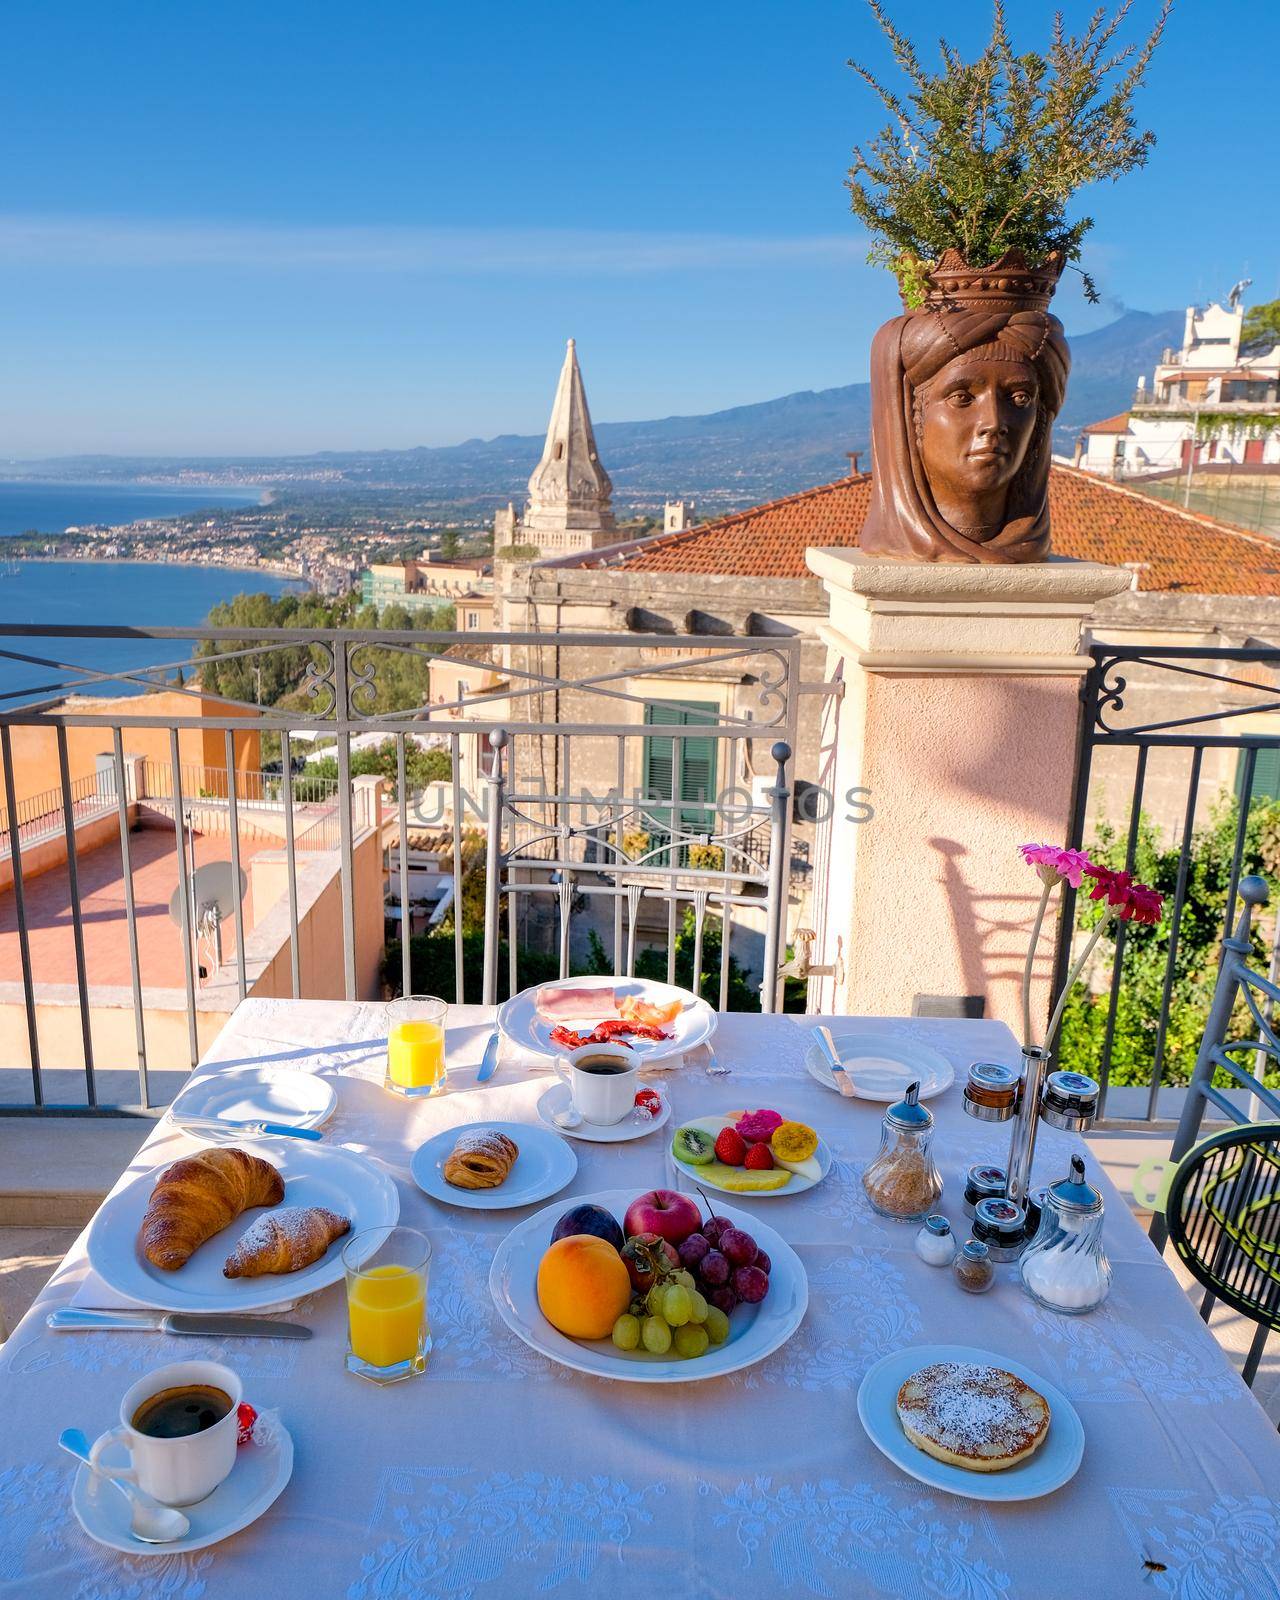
[2,999,1277,1599]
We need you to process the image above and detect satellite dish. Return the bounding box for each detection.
[170,863,248,979]
[169,862,247,928]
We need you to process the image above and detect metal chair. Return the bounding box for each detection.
[1150,874,1280,1388]
[1162,1122,1280,1389]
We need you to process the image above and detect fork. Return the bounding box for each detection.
[702,1047,730,1079]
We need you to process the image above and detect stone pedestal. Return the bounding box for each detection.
[805,550,1133,1034]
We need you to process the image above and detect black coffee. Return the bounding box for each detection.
[132,1384,232,1440]
[575,1056,630,1075]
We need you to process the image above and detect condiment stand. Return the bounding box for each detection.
[960,1048,1100,1255]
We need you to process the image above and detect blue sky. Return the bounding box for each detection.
[3,0,1275,457]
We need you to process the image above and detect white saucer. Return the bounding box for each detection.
[535,1082,672,1143]
[411,1121,578,1210]
[804,1030,955,1102]
[857,1343,1084,1502]
[168,1065,337,1137]
[72,1420,294,1554]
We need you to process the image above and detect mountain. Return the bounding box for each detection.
[11,309,1182,515]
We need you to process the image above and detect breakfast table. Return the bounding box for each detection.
[1,997,1277,1600]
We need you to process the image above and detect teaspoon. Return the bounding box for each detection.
[58,1428,191,1545]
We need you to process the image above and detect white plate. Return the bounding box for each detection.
[73,1418,294,1555]
[498,975,716,1066]
[668,1113,832,1196]
[535,1082,672,1143]
[168,1065,337,1137]
[857,1343,1084,1502]
[411,1121,578,1210]
[805,1029,955,1102]
[489,1187,807,1384]
[86,1142,399,1313]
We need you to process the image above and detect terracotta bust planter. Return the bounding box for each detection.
[858,248,1070,564]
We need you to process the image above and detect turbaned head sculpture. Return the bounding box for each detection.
[859,251,1070,564]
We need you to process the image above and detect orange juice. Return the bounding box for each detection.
[347,1264,427,1369]
[387,1020,445,1090]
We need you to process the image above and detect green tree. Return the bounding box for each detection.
[1241,299,1280,355]
[846,0,1170,304]
[440,528,461,560]
[1058,795,1280,1091]
[305,738,451,799]
[636,906,761,1011]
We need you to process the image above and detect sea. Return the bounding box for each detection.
[0,481,303,703]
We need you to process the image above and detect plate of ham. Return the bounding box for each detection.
[497,975,716,1065]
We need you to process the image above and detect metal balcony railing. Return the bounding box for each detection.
[0,624,803,1114]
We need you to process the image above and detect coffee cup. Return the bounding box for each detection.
[555,1046,640,1126]
[88,1360,242,1507]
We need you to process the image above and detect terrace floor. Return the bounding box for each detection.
[0,822,281,992]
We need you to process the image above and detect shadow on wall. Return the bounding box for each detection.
[928,836,1047,1006]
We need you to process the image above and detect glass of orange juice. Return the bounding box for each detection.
[344,1226,432,1384]
[385,994,448,1097]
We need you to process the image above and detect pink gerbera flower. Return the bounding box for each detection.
[1019,843,1093,889]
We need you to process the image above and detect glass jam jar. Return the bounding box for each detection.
[1039,1071,1100,1131]
[971,1196,1028,1262]
[862,1081,943,1222]
[962,1163,1007,1219]
[962,1061,1020,1121]
[1019,1156,1111,1314]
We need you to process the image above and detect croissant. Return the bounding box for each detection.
[443,1129,519,1190]
[223,1205,351,1278]
[138,1147,285,1270]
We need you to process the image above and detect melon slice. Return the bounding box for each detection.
[772,1151,822,1182]
[698,1162,791,1193]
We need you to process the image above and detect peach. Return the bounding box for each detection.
[536,1233,632,1340]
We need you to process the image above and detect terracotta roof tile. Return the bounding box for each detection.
[570,465,1280,596]
[1080,413,1131,434]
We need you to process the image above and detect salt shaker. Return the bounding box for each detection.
[915,1214,956,1266]
[1018,1155,1111,1314]
[862,1081,943,1221]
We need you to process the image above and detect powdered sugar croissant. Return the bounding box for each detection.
[139,1147,285,1270]
[223,1205,351,1278]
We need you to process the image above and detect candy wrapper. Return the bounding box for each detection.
[237,1404,283,1449]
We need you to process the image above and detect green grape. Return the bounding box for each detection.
[703,1306,730,1345]
[662,1284,692,1327]
[645,1284,667,1319]
[642,1315,673,1355]
[688,1289,709,1325]
[673,1324,709,1359]
[611,1314,641,1351]
[672,1269,696,1291]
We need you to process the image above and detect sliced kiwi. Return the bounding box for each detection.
[672,1125,715,1166]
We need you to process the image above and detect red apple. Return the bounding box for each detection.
[624,1189,702,1246]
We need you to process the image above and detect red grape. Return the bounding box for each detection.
[678,1233,710,1269]
[754,1249,771,1276]
[732,1265,769,1304]
[707,1285,738,1316]
[721,1227,758,1268]
[699,1249,729,1286]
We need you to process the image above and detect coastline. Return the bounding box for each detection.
[6,552,304,582]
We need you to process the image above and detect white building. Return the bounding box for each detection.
[1077,293,1280,479]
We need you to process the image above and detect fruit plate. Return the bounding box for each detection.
[85,1142,399,1313]
[497,975,716,1066]
[411,1121,578,1210]
[856,1343,1085,1503]
[668,1114,832,1196]
[804,1029,955,1102]
[489,1188,808,1384]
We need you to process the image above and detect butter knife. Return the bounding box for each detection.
[815,1025,858,1099]
[476,1031,500,1083]
[47,1309,311,1339]
[172,1116,323,1142]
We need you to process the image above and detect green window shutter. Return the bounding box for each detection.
[643,701,718,855]
[1237,745,1280,805]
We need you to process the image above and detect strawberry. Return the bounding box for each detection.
[714,1126,747,1166]
[744,1141,775,1171]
